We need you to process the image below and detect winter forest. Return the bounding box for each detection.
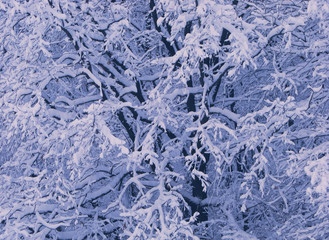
[0,0,328,239]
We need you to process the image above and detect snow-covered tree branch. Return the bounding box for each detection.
[0,0,328,239]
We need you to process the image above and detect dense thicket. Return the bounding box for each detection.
[0,0,328,239]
